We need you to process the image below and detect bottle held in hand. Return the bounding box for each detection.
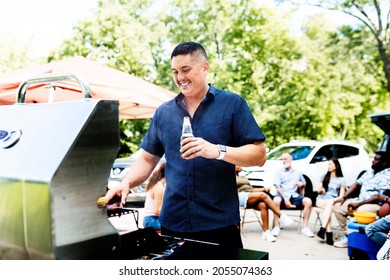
[181,116,193,156]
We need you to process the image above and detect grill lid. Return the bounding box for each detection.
[0,73,121,259]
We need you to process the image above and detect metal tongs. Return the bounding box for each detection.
[97,196,139,228]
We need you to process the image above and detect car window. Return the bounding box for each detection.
[333,144,359,159]
[311,145,333,163]
[268,145,315,160]
[378,135,389,153]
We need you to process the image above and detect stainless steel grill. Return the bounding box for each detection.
[0,74,121,259]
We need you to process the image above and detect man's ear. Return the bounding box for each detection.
[202,61,209,74]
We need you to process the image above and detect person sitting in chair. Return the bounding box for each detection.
[271,152,314,238]
[332,151,390,248]
[236,166,294,242]
[316,158,347,245]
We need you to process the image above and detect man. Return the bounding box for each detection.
[104,42,267,248]
[332,151,390,248]
[271,152,315,237]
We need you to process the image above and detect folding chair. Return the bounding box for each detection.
[312,206,323,232]
[240,206,263,236]
[280,207,304,233]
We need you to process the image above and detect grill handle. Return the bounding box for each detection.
[16,72,92,103]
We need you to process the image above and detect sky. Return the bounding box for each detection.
[0,0,98,57]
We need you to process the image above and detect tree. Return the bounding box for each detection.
[280,0,390,92]
[298,15,386,151]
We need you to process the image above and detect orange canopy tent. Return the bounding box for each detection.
[0,56,177,119]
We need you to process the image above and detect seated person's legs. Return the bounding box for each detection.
[143,215,161,231]
[290,195,314,237]
[271,196,282,236]
[272,196,282,224]
[238,191,250,208]
[258,201,276,242]
[246,191,270,208]
[317,199,334,231]
[258,201,269,231]
[301,197,313,226]
[356,203,380,213]
[316,199,336,244]
[333,198,357,233]
[333,198,357,248]
[239,191,276,242]
[247,192,294,227]
[248,192,279,215]
[365,215,390,246]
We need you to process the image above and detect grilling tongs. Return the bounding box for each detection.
[96,196,139,228]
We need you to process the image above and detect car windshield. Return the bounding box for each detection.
[267,145,316,160]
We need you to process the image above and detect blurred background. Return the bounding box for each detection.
[1,0,389,158]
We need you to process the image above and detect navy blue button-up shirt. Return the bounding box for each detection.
[141,84,266,232]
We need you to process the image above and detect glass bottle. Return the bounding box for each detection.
[181,116,193,155]
[181,116,194,140]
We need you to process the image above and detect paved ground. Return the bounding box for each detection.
[108,207,349,260]
[239,209,348,260]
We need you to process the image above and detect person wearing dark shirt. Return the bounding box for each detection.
[104,41,266,248]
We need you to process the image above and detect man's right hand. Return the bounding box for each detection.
[100,149,161,207]
[334,196,346,205]
[104,184,130,206]
[284,198,296,209]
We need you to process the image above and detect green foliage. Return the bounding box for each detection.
[118,119,150,157]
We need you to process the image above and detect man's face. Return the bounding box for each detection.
[281,153,292,168]
[371,153,385,171]
[171,53,208,97]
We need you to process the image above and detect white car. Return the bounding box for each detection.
[242,140,371,200]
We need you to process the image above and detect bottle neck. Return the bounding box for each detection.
[182,117,193,135]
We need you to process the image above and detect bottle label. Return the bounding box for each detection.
[180,133,193,141]
[180,134,193,156]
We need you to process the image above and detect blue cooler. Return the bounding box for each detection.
[347,221,382,260]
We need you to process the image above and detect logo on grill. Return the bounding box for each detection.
[0,129,22,148]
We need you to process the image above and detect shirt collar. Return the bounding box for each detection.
[176,83,216,111]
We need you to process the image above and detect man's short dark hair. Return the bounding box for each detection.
[171,41,208,60]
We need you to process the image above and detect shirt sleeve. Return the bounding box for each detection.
[141,112,165,157]
[232,96,266,145]
[299,173,306,185]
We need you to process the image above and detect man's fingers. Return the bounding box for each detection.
[121,191,129,206]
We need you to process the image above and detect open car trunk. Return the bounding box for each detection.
[368,111,390,153]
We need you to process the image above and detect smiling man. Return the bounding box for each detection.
[105,41,267,248]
